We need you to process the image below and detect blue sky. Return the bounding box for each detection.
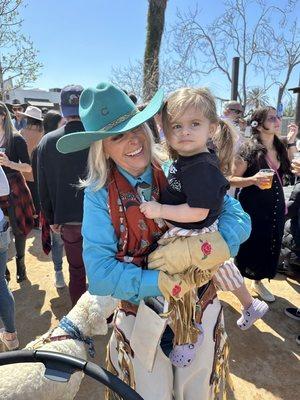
[19,0,299,104]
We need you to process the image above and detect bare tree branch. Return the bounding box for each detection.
[171,0,299,108]
[111,0,299,111]
[0,0,42,99]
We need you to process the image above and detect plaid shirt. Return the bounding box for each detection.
[6,172,35,236]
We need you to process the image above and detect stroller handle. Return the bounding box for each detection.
[0,349,143,400]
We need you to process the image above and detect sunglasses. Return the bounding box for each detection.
[229,108,243,115]
[12,107,23,111]
[267,116,282,123]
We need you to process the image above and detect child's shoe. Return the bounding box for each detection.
[169,323,204,368]
[237,298,269,330]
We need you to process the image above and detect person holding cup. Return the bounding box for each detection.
[291,156,300,175]
[230,106,297,302]
[257,168,275,190]
[0,101,34,283]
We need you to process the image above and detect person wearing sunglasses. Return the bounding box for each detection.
[7,99,27,131]
[223,100,244,124]
[230,106,298,302]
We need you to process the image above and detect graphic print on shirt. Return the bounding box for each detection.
[168,163,182,192]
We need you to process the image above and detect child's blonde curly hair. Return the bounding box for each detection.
[162,87,238,176]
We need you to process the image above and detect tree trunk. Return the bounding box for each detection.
[0,59,3,102]
[277,85,284,110]
[143,0,167,102]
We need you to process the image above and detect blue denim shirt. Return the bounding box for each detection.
[14,118,27,131]
[82,165,251,304]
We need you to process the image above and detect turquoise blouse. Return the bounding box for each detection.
[82,165,251,304]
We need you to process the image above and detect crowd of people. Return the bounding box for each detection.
[0,82,299,399]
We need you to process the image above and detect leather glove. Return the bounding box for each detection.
[148,231,230,274]
[158,271,195,302]
[185,264,219,288]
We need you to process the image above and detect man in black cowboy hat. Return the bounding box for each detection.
[37,85,88,306]
[7,99,27,131]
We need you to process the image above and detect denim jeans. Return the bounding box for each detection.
[51,231,64,272]
[0,219,16,332]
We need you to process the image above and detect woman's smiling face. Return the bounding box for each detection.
[103,124,151,176]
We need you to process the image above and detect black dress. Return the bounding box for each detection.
[235,156,285,280]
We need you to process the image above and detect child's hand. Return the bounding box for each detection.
[140,201,163,219]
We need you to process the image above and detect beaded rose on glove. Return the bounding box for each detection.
[172,284,182,297]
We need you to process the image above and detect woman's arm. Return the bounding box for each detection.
[0,136,31,173]
[229,155,270,189]
[0,152,31,173]
[229,156,253,188]
[218,195,251,257]
[286,123,299,162]
[82,188,162,303]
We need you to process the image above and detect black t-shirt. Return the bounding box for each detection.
[160,151,229,229]
[2,134,30,174]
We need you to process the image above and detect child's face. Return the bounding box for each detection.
[166,106,216,157]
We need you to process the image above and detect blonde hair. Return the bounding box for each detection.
[80,123,167,191]
[0,102,18,150]
[162,87,237,175]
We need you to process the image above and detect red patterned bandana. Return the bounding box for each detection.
[108,164,168,267]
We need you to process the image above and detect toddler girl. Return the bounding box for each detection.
[140,88,268,368]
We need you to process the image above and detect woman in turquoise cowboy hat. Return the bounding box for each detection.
[57,82,251,400]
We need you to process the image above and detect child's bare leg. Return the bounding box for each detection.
[231,282,253,309]
[213,260,269,330]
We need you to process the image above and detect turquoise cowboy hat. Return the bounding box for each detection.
[57,82,164,154]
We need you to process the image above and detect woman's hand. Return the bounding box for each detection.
[0,152,11,168]
[291,159,300,176]
[158,271,195,301]
[140,201,162,219]
[252,172,272,189]
[286,123,299,144]
[148,232,230,274]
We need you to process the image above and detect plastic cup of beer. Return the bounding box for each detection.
[259,168,274,190]
[292,152,300,162]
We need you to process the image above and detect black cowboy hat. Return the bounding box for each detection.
[6,99,27,112]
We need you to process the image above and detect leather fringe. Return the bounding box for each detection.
[166,267,215,345]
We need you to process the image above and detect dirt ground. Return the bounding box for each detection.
[2,229,300,400]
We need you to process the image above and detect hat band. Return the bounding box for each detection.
[102,109,140,131]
